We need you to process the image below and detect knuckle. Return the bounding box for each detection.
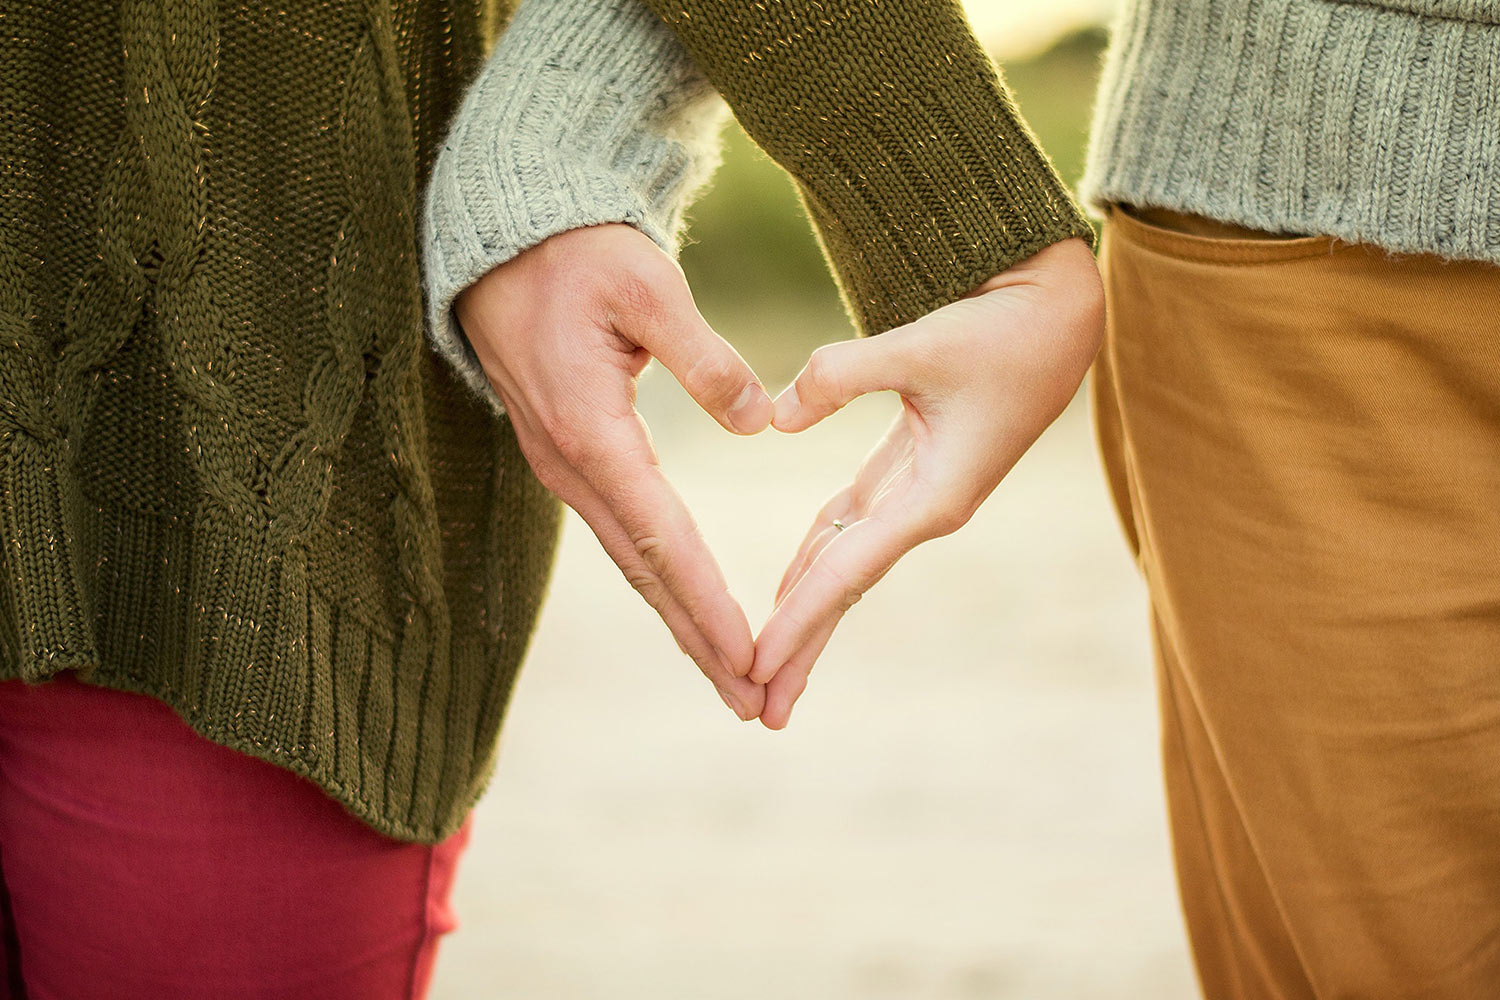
[632,533,670,575]
[537,404,604,470]
[810,558,864,614]
[527,457,567,494]
[625,569,667,609]
[802,347,842,401]
[686,353,742,408]
[608,258,676,322]
[548,425,591,467]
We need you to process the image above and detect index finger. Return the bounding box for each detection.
[751,511,922,721]
[578,414,756,679]
[563,475,764,719]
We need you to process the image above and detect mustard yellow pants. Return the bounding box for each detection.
[1093,204,1500,999]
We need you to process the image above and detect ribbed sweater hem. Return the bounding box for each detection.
[0,429,532,844]
[54,668,496,844]
[1081,0,1500,265]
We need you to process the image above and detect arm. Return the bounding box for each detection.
[421,0,731,418]
[422,0,773,719]
[423,0,1103,727]
[629,1,1103,727]
[635,0,1096,335]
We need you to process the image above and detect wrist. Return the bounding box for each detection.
[419,0,728,416]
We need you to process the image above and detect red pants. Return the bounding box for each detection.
[0,672,471,1000]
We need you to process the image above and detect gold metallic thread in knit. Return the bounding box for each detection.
[0,0,1087,842]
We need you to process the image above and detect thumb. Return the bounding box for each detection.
[772,332,915,433]
[612,262,771,435]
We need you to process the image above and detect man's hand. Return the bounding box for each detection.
[454,223,773,720]
[752,237,1105,728]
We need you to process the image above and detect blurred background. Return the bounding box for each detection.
[434,2,1201,997]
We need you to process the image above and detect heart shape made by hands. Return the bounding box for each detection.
[455,223,1103,730]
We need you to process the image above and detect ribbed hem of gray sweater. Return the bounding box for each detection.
[1081,0,1500,264]
[420,0,728,418]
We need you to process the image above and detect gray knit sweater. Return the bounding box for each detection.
[421,0,728,418]
[1082,0,1500,263]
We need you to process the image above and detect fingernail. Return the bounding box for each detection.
[717,687,747,720]
[772,384,799,426]
[728,383,771,433]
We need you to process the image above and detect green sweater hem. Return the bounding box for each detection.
[0,0,1095,845]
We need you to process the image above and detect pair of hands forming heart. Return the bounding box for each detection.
[455,223,1104,729]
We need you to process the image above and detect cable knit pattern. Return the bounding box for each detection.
[1083,0,1500,264]
[0,0,512,841]
[421,0,730,418]
[0,0,1088,843]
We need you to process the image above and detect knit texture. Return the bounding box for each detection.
[0,0,1090,844]
[1082,0,1500,264]
[422,0,731,419]
[0,0,562,843]
[639,0,1097,336]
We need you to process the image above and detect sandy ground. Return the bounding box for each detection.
[429,371,1198,999]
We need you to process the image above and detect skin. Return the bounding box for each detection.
[754,235,1104,728]
[456,223,1104,728]
[455,223,772,720]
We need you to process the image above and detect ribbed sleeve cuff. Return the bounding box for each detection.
[1081,0,1500,267]
[795,91,1095,337]
[420,0,728,417]
[641,0,1095,337]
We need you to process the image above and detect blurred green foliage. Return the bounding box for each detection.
[679,26,1109,385]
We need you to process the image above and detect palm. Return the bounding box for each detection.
[750,236,1105,728]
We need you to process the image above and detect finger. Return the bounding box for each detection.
[773,523,837,611]
[578,416,757,679]
[563,469,764,719]
[758,616,839,730]
[772,333,917,434]
[772,416,911,615]
[504,360,758,685]
[772,488,852,608]
[751,511,920,685]
[610,265,771,435]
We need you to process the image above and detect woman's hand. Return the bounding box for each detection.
[455,223,773,720]
[751,237,1105,728]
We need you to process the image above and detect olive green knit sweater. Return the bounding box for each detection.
[0,0,1090,842]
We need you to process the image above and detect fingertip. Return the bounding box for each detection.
[759,708,788,731]
[764,661,811,731]
[717,680,763,721]
[716,641,754,680]
[737,681,767,721]
[728,382,772,435]
[771,383,801,431]
[748,643,782,685]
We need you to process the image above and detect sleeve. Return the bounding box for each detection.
[636,0,1096,337]
[420,0,731,416]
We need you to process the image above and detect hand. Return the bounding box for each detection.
[751,237,1105,728]
[454,223,774,720]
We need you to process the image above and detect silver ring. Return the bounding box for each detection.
[831,518,847,532]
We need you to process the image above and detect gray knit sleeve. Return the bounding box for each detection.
[420,0,729,417]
